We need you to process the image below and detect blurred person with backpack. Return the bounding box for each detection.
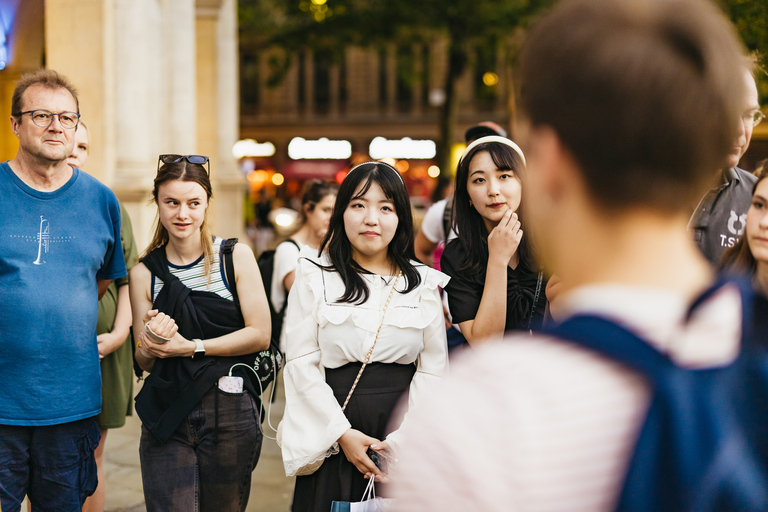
[261,179,338,349]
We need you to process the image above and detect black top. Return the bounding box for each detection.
[440,238,547,332]
[134,244,260,443]
[689,167,757,267]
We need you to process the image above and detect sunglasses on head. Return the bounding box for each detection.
[157,154,210,174]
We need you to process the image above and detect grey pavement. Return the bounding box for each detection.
[102,376,295,512]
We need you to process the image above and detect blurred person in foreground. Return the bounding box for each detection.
[689,61,763,266]
[68,121,139,512]
[721,165,768,295]
[391,0,768,510]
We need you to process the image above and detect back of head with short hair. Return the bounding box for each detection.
[11,69,80,118]
[519,0,746,214]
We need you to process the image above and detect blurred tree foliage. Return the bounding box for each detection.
[718,0,768,102]
[239,0,555,176]
[240,0,768,175]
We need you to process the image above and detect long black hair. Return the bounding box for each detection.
[452,141,537,275]
[318,162,421,304]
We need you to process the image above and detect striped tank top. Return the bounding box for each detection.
[151,236,234,302]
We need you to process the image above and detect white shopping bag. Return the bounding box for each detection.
[329,478,393,512]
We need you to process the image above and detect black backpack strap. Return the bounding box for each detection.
[221,238,239,308]
[285,238,300,252]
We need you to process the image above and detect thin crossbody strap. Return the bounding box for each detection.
[526,272,544,331]
[341,272,402,412]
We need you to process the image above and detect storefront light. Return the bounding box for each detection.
[288,137,352,159]
[369,137,436,159]
[232,139,276,158]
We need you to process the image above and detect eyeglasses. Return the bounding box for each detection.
[744,109,765,127]
[157,154,210,174]
[17,110,80,129]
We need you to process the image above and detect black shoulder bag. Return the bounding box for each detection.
[220,238,283,399]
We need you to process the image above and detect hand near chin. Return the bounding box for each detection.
[488,209,523,265]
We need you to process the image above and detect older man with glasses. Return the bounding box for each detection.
[690,63,765,266]
[0,69,126,512]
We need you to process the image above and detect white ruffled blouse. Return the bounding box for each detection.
[279,248,450,477]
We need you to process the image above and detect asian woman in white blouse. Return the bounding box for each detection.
[278,161,450,512]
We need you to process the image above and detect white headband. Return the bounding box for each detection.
[460,135,526,167]
[347,161,405,185]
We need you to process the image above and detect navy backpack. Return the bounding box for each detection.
[546,277,768,511]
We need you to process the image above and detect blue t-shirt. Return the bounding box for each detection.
[0,162,126,425]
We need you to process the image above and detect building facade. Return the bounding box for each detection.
[0,0,245,251]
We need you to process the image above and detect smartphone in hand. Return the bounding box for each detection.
[366,447,395,476]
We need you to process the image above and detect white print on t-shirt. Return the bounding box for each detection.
[33,216,49,264]
[8,215,75,265]
[727,210,746,236]
[720,234,739,248]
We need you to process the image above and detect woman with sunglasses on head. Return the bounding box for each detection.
[129,154,271,512]
[720,166,768,295]
[278,162,449,512]
[271,179,338,346]
[440,136,547,346]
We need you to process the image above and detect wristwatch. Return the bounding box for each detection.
[192,338,205,358]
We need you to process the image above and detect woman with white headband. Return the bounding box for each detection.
[278,161,449,511]
[441,136,548,345]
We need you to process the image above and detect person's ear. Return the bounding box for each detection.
[9,115,19,138]
[528,125,582,208]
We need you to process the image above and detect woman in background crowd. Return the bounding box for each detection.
[130,155,271,512]
[721,166,768,294]
[271,179,338,347]
[279,162,449,512]
[441,136,547,345]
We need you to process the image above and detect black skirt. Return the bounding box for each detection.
[292,362,416,512]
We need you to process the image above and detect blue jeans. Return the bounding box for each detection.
[0,417,100,512]
[139,386,263,512]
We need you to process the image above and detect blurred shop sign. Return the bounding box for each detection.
[369,137,436,159]
[288,137,352,159]
[233,139,276,158]
[282,159,349,180]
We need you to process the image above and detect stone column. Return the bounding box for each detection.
[412,43,424,115]
[329,63,340,119]
[163,0,197,153]
[112,0,167,252]
[386,43,397,116]
[303,48,315,118]
[346,46,379,116]
[197,0,246,240]
[45,0,115,184]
